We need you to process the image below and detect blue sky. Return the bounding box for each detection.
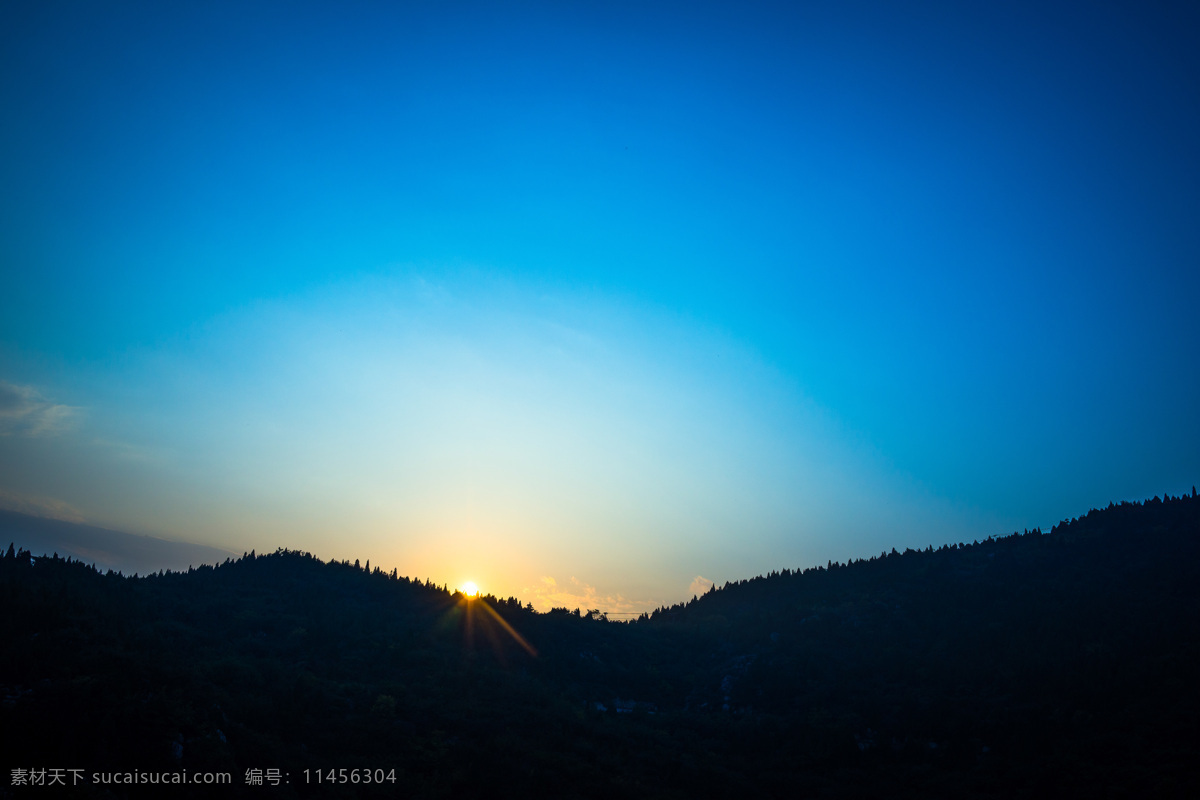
[2,1,1197,610]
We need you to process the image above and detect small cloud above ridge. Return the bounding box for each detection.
[689,575,715,597]
[522,575,652,615]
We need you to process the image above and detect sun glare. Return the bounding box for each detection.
[460,581,479,597]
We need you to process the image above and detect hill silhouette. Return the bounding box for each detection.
[2,492,1197,798]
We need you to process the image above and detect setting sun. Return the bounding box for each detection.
[460,581,479,597]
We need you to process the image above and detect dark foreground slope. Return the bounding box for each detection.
[2,494,1198,799]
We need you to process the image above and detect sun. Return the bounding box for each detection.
[460,581,479,597]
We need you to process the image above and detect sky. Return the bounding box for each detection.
[1,0,1197,612]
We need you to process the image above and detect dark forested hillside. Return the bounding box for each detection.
[2,494,1198,798]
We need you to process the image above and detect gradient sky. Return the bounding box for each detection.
[2,1,1197,612]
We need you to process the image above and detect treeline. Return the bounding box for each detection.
[641,490,1198,623]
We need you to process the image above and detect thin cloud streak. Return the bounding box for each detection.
[0,488,86,523]
[0,381,78,437]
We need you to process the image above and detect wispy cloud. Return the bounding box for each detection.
[522,575,651,615]
[688,575,715,597]
[0,381,78,437]
[0,488,85,523]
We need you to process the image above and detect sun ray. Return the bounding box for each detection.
[475,597,538,657]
